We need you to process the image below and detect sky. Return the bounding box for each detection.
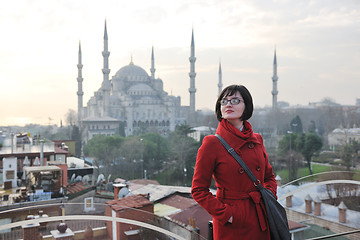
[0,0,359,126]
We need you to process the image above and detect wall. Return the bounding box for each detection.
[286,209,360,240]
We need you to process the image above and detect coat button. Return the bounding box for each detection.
[248,143,254,149]
[239,168,244,174]
[256,166,261,171]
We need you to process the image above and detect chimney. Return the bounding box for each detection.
[305,194,313,214]
[275,175,282,186]
[314,196,321,216]
[338,201,347,223]
[286,191,292,207]
[189,217,196,228]
[22,215,41,240]
[114,185,120,200]
[113,182,126,200]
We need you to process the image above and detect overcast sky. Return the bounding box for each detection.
[0,0,359,126]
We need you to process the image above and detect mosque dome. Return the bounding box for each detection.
[115,62,149,79]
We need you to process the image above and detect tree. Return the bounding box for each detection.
[83,135,124,176]
[140,133,170,173]
[168,129,200,185]
[175,124,195,136]
[301,133,323,174]
[120,137,145,179]
[278,133,302,181]
[278,132,322,176]
[65,109,77,126]
[351,140,360,168]
[308,120,316,132]
[71,125,82,157]
[340,143,353,170]
[290,115,303,133]
[116,122,126,137]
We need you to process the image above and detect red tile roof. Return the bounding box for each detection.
[169,204,212,240]
[106,194,153,212]
[288,220,307,230]
[159,194,197,210]
[66,181,89,195]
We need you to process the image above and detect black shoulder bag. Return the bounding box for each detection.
[215,134,290,240]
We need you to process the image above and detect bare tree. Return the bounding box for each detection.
[64,109,77,126]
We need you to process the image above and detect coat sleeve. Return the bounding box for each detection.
[256,134,278,197]
[191,136,233,224]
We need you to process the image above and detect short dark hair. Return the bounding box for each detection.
[215,85,253,122]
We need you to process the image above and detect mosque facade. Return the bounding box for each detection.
[77,22,195,141]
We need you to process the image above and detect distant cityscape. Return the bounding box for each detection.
[1,21,360,240]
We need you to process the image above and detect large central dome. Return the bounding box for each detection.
[115,62,149,79]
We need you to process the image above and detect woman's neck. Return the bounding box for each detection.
[227,119,243,130]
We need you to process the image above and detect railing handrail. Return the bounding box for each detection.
[306,229,360,240]
[0,215,187,240]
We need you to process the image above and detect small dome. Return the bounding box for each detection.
[115,63,149,79]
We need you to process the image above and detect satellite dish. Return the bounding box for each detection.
[82,175,90,185]
[75,175,82,182]
[70,174,76,182]
[97,174,105,185]
[118,187,130,198]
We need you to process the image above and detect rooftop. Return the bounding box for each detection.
[106,194,152,212]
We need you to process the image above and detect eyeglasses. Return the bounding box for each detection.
[219,98,242,106]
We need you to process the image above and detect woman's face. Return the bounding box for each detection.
[220,91,245,124]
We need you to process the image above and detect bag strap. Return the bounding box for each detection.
[215,134,264,190]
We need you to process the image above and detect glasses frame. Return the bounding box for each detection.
[220,98,242,106]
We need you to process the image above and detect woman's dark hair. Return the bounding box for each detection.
[215,84,253,122]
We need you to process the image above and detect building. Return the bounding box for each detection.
[328,127,360,147]
[78,22,197,141]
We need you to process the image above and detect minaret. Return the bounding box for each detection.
[77,42,84,127]
[188,28,197,114]
[150,46,156,79]
[272,49,278,110]
[218,60,223,96]
[101,20,111,116]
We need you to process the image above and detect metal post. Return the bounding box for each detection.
[208,220,213,240]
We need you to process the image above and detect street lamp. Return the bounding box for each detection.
[140,138,143,178]
[184,168,187,187]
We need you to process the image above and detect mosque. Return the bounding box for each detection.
[76,22,201,141]
[76,22,279,141]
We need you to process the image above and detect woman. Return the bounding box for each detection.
[191,85,277,240]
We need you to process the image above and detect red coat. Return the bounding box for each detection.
[191,120,277,240]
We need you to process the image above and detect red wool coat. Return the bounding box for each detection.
[191,120,277,240]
